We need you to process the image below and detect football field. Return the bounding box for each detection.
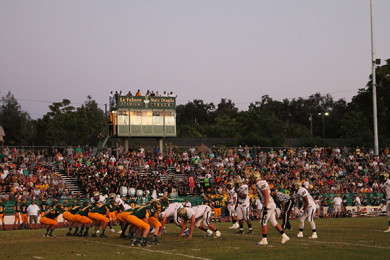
[0,217,389,260]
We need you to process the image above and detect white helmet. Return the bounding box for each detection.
[119,186,128,197]
[128,188,136,197]
[136,190,144,197]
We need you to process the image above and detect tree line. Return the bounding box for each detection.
[1,59,389,147]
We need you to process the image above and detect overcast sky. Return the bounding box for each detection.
[1,0,389,119]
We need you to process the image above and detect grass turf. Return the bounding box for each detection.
[0,217,389,260]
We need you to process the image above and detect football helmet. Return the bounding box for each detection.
[109,193,116,200]
[227,181,234,189]
[82,201,90,207]
[293,181,302,190]
[159,196,170,208]
[235,178,243,188]
[380,172,389,182]
[178,208,187,218]
[93,191,100,197]
[56,204,64,211]
[249,172,261,183]
[150,200,162,213]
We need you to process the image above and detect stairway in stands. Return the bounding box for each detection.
[51,163,85,196]
[158,158,197,183]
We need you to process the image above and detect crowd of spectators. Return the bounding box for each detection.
[0,147,79,202]
[1,144,389,206]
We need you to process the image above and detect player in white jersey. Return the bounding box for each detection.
[295,183,318,239]
[177,205,221,239]
[250,172,289,245]
[227,182,239,229]
[158,202,186,235]
[380,172,390,232]
[235,180,252,234]
[91,191,106,205]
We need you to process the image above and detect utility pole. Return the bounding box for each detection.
[370,0,379,155]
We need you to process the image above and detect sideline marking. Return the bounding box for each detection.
[67,238,212,260]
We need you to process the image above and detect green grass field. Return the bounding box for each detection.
[0,217,389,260]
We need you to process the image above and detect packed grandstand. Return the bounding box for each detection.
[0,145,388,212]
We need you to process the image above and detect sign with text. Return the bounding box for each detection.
[116,96,176,109]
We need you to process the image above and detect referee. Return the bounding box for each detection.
[271,189,294,230]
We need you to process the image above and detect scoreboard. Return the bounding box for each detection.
[109,96,176,137]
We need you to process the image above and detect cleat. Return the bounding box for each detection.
[110,228,115,233]
[162,229,167,235]
[100,234,108,238]
[214,231,221,238]
[309,233,318,239]
[152,239,160,245]
[117,230,122,234]
[132,240,140,247]
[247,230,253,234]
[297,232,304,238]
[384,228,390,233]
[91,233,98,237]
[96,230,100,234]
[256,238,268,245]
[228,222,240,229]
[281,233,290,244]
[139,242,150,247]
[236,230,244,234]
[43,234,48,237]
[66,232,72,236]
[205,229,213,237]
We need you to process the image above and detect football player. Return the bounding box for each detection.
[107,193,117,233]
[250,172,289,245]
[235,179,252,234]
[125,205,157,247]
[88,202,111,238]
[64,200,81,236]
[91,191,106,205]
[226,181,239,229]
[380,172,390,232]
[295,182,318,239]
[73,201,93,237]
[20,199,29,229]
[158,202,186,235]
[212,192,224,222]
[40,204,63,237]
[13,199,21,230]
[177,205,221,239]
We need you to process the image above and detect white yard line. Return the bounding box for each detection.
[306,240,390,250]
[221,232,390,250]
[67,238,212,260]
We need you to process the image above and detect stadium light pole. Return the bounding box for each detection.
[370,0,379,155]
[318,112,329,139]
